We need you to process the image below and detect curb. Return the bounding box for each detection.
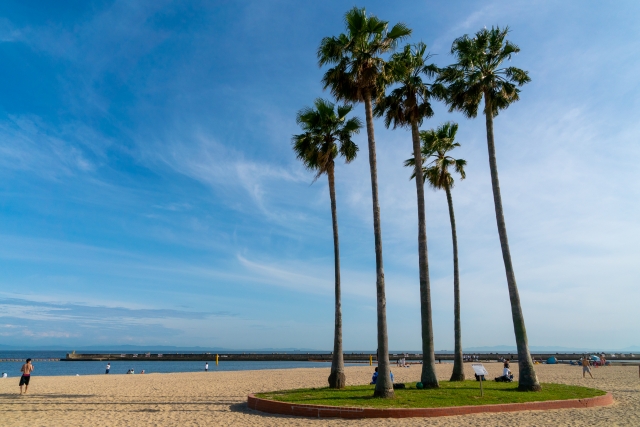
[247,391,613,419]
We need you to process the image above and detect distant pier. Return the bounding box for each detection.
[61,352,640,362]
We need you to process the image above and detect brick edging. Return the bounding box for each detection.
[247,391,613,419]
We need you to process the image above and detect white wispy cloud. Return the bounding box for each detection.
[0,116,104,178]
[0,18,22,42]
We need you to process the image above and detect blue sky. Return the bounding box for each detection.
[1,0,639,350]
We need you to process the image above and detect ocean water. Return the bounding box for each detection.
[0,351,366,377]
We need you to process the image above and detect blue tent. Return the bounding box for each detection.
[546,357,557,364]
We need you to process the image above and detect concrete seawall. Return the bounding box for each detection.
[62,352,640,362]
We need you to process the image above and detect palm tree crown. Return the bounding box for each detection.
[293,98,360,177]
[406,122,467,187]
[374,42,438,127]
[318,7,411,102]
[437,26,530,117]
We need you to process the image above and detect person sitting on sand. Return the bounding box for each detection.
[370,367,394,384]
[582,357,594,378]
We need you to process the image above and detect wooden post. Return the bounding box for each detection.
[216,354,219,366]
[369,355,372,366]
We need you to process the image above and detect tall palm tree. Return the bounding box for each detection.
[437,27,540,391]
[292,98,361,389]
[318,7,411,398]
[406,122,466,381]
[373,42,439,388]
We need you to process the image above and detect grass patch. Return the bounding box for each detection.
[257,381,605,409]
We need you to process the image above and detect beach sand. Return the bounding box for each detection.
[1,363,638,426]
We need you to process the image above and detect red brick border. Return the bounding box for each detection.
[247,392,613,419]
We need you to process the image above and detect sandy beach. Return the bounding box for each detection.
[1,363,638,426]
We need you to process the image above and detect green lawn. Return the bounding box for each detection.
[257,381,605,409]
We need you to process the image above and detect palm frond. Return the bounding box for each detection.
[343,116,363,132]
[387,22,412,42]
[504,67,531,86]
[339,138,359,163]
[454,158,467,180]
[345,7,368,36]
[336,104,353,119]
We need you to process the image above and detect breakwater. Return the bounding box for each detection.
[62,352,640,362]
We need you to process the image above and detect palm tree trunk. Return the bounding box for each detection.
[483,93,541,391]
[327,163,346,389]
[410,121,438,388]
[363,89,393,399]
[446,185,464,381]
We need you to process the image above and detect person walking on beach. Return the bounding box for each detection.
[19,358,34,394]
[582,357,593,379]
[105,363,110,374]
[205,362,209,372]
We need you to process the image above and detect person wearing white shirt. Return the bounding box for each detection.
[500,366,513,381]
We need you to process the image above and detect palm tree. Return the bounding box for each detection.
[406,122,466,381]
[318,7,411,398]
[292,98,361,389]
[437,27,540,391]
[373,42,439,388]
